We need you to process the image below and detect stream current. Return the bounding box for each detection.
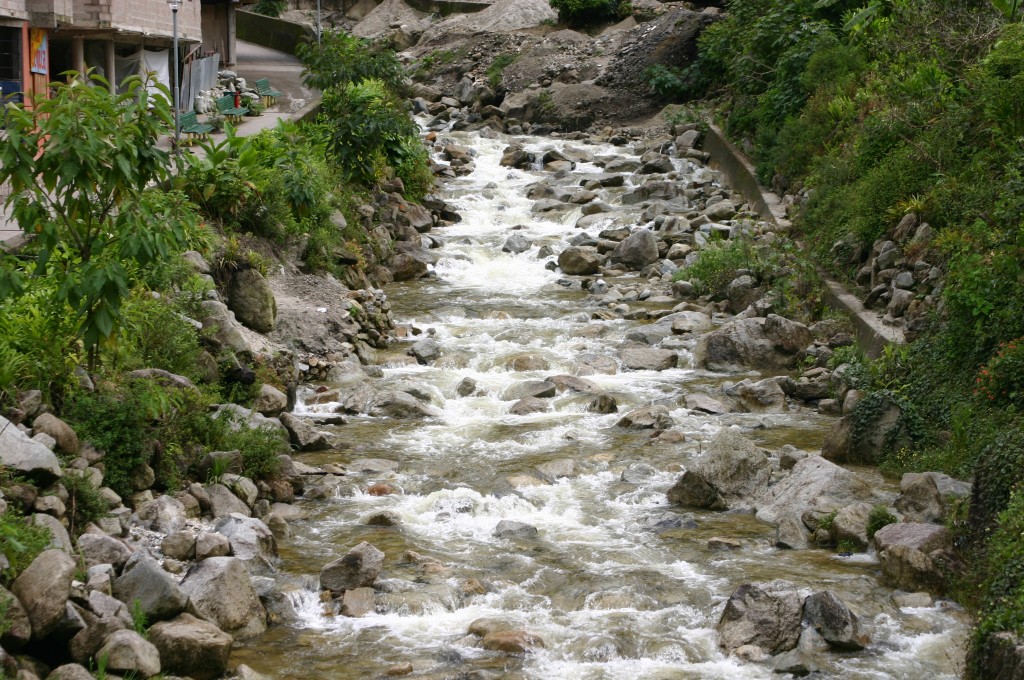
[231,128,969,679]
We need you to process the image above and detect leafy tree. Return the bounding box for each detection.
[296,32,405,93]
[0,73,187,367]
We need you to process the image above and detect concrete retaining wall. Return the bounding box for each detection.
[237,10,316,56]
[701,123,903,358]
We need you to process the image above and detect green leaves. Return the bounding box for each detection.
[296,31,405,93]
[0,72,185,368]
[991,0,1023,20]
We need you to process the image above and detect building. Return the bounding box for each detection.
[0,0,253,106]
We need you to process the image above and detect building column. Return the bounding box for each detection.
[105,40,116,92]
[226,5,236,66]
[71,37,85,77]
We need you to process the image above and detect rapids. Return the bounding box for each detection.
[230,128,968,679]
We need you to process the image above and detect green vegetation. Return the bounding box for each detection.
[547,0,630,26]
[866,505,898,539]
[62,471,111,537]
[0,509,50,585]
[252,0,286,18]
[487,54,518,90]
[660,0,1024,668]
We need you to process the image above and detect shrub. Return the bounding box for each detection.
[548,0,623,25]
[296,31,404,93]
[62,471,111,537]
[113,292,205,381]
[0,510,50,585]
[975,339,1024,406]
[252,0,286,17]
[866,505,897,539]
[487,53,518,91]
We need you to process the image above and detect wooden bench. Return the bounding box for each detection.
[179,111,213,143]
[215,94,248,123]
[255,78,283,106]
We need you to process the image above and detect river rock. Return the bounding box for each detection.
[341,587,377,617]
[731,377,786,412]
[684,393,730,414]
[716,581,803,655]
[369,391,443,419]
[180,556,266,638]
[874,523,952,592]
[0,415,62,484]
[671,311,713,335]
[694,315,811,370]
[894,472,944,524]
[822,397,908,465]
[137,494,187,533]
[775,513,811,550]
[96,629,161,678]
[831,502,872,550]
[588,393,618,413]
[755,455,873,525]
[206,483,251,518]
[611,229,660,270]
[252,384,288,417]
[320,542,386,593]
[148,613,233,680]
[493,520,539,538]
[280,412,331,451]
[502,380,556,401]
[227,268,277,333]
[46,665,95,680]
[668,429,770,510]
[0,585,31,650]
[509,397,550,415]
[391,252,430,281]
[31,413,79,455]
[113,555,187,622]
[76,533,132,571]
[11,549,75,639]
[616,405,673,430]
[410,337,441,364]
[558,247,601,275]
[803,591,867,650]
[69,615,128,664]
[215,514,278,572]
[196,531,231,560]
[548,375,599,393]
[481,630,545,653]
[619,348,678,371]
[502,234,533,254]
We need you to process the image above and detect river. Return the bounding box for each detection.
[230,126,968,679]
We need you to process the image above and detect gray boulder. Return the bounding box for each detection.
[755,455,873,525]
[180,556,267,639]
[0,584,31,650]
[0,415,62,484]
[616,405,673,430]
[502,234,533,254]
[46,665,95,680]
[148,613,233,680]
[136,494,187,533]
[493,520,539,538]
[252,384,287,417]
[280,412,331,451]
[11,549,75,639]
[113,555,187,622]
[716,581,803,655]
[831,502,873,550]
[558,247,601,275]
[611,229,660,270]
[874,523,952,592]
[668,429,770,510]
[205,484,252,518]
[214,513,278,573]
[320,542,386,593]
[227,268,277,333]
[368,391,442,419]
[894,472,945,524]
[76,533,132,571]
[803,591,867,650]
[619,348,678,371]
[775,513,811,550]
[96,629,161,678]
[502,380,556,401]
[694,315,811,371]
[31,413,79,455]
[822,396,908,465]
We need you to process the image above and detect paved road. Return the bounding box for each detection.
[2,41,317,249]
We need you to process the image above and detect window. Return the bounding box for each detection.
[0,27,20,81]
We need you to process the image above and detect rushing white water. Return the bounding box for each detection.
[233,128,970,679]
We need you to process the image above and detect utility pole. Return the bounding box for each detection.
[168,0,181,167]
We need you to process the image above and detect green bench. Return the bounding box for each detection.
[255,78,283,106]
[179,111,213,143]
[215,94,248,123]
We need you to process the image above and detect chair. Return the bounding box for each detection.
[215,94,248,124]
[179,111,213,143]
[255,78,283,107]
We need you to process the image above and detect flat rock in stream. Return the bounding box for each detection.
[502,380,556,401]
[616,405,673,430]
[619,347,678,371]
[509,397,550,415]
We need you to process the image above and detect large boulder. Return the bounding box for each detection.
[755,455,873,525]
[822,396,908,465]
[874,523,953,592]
[31,413,79,455]
[95,629,161,678]
[558,247,602,275]
[368,391,442,419]
[0,415,63,484]
[694,315,811,370]
[137,494,188,533]
[615,405,673,430]
[113,555,187,622]
[619,348,678,371]
[180,557,267,639]
[716,581,804,655]
[320,542,385,593]
[205,483,252,518]
[214,513,278,574]
[668,429,770,510]
[148,613,234,680]
[11,549,75,639]
[502,380,556,401]
[894,472,945,524]
[76,533,132,571]
[803,591,867,650]
[831,502,872,550]
[0,585,32,650]
[280,412,332,451]
[227,268,277,333]
[611,229,660,270]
